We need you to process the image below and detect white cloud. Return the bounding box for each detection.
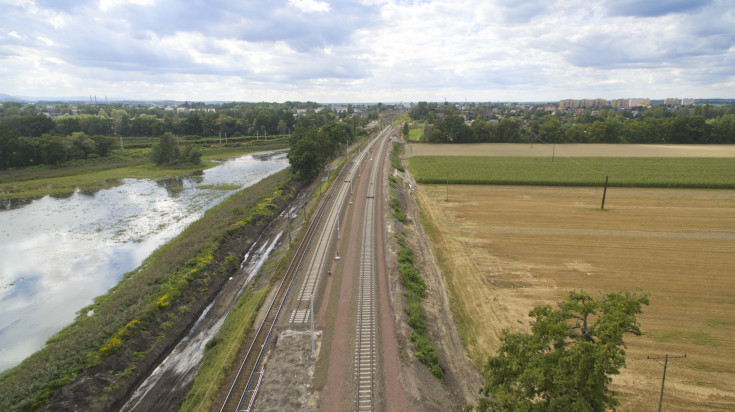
[288,0,331,13]
[98,0,154,12]
[0,0,733,101]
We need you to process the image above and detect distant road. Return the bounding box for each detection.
[408,143,735,157]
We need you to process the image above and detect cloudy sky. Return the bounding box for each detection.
[1,0,733,102]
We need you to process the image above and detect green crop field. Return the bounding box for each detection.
[408,127,423,142]
[408,156,735,189]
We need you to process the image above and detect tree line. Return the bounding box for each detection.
[0,125,117,168]
[412,102,735,144]
[0,101,379,139]
[0,102,370,170]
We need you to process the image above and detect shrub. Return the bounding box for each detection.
[395,233,441,379]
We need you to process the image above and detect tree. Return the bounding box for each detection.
[443,114,473,143]
[711,114,735,143]
[473,290,649,411]
[20,114,55,137]
[77,114,112,136]
[288,127,324,180]
[150,132,180,165]
[202,111,219,137]
[131,114,159,137]
[0,124,21,169]
[67,132,96,159]
[410,101,430,120]
[471,119,497,143]
[180,144,202,164]
[497,118,521,142]
[111,109,131,137]
[180,111,203,135]
[92,135,117,156]
[55,115,81,137]
[39,134,68,165]
[539,117,564,143]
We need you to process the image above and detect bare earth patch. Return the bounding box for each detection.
[417,184,735,411]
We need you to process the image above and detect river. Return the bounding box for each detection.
[0,151,289,372]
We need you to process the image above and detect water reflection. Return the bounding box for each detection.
[0,151,288,371]
[1,197,34,210]
[156,176,186,197]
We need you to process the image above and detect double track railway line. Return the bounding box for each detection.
[219,128,389,412]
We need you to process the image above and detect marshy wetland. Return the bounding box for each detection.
[0,151,288,371]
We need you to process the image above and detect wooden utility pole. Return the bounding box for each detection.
[648,354,686,412]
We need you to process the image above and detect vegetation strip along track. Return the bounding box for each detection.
[219,172,342,412]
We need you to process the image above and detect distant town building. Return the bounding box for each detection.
[628,98,651,107]
[682,98,695,106]
[664,98,681,106]
[610,99,629,109]
[558,98,607,109]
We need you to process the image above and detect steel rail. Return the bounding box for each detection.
[354,131,390,411]
[219,164,340,412]
[220,130,387,411]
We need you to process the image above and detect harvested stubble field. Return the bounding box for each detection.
[410,144,735,411]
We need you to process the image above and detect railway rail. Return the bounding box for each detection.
[354,132,389,411]
[289,132,382,325]
[219,128,388,412]
[218,160,343,412]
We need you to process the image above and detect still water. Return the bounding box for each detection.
[0,151,289,372]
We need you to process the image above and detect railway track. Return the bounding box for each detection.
[288,134,382,326]
[219,129,387,412]
[354,132,389,411]
[218,167,340,412]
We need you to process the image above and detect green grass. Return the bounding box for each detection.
[652,329,716,346]
[408,156,735,188]
[705,318,731,329]
[408,127,423,142]
[198,184,242,190]
[178,286,270,412]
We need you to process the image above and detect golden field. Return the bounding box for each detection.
[411,144,735,410]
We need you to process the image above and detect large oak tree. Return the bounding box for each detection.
[474,290,649,411]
